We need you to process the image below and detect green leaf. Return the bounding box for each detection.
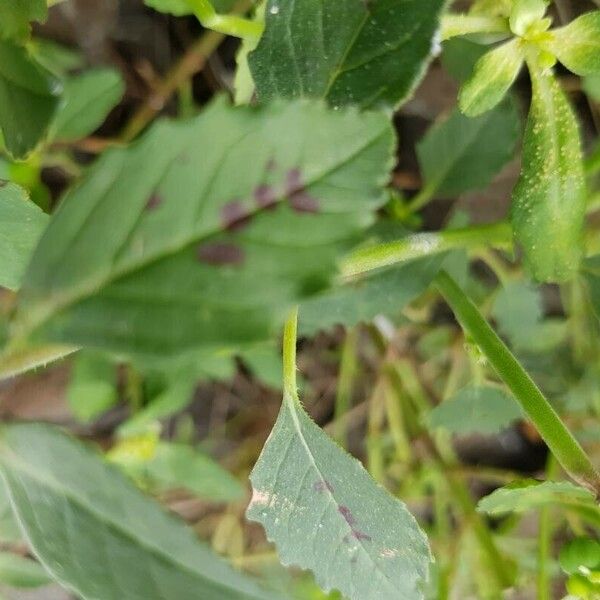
[0,40,61,159]
[249,0,445,111]
[547,11,600,77]
[299,255,443,335]
[117,440,245,502]
[0,1,47,41]
[510,67,586,283]
[10,98,393,358]
[560,538,600,575]
[477,480,597,515]
[584,73,600,102]
[428,385,522,435]
[584,255,600,322]
[459,40,523,117]
[0,182,49,291]
[417,98,520,198]
[0,480,20,544]
[247,312,431,600]
[509,0,548,36]
[144,0,236,16]
[492,280,567,352]
[51,68,125,142]
[67,352,118,422]
[0,553,51,589]
[441,38,489,83]
[0,423,282,600]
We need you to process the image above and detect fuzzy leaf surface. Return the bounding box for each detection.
[11,98,393,357]
[247,392,431,599]
[0,423,283,600]
[249,0,445,110]
[510,68,585,282]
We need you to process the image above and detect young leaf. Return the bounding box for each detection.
[0,0,47,41]
[417,98,520,198]
[477,480,597,515]
[0,40,61,159]
[51,68,125,142]
[247,311,431,600]
[547,11,600,76]
[300,255,443,335]
[509,0,548,36]
[510,66,586,282]
[427,385,522,436]
[9,98,393,357]
[249,0,445,111]
[459,40,523,117]
[0,423,283,600]
[0,553,51,589]
[560,538,600,575]
[0,182,49,291]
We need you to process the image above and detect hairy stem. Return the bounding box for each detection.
[434,270,600,496]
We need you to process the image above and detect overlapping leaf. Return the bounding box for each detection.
[0,182,49,290]
[8,98,393,357]
[0,0,47,41]
[0,423,283,600]
[0,40,61,158]
[250,0,445,111]
[417,99,520,198]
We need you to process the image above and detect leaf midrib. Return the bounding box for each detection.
[16,126,390,342]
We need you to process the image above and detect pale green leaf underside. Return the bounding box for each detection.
[417,98,520,197]
[548,11,600,77]
[428,385,522,435]
[477,480,597,515]
[12,98,393,357]
[0,423,283,600]
[300,255,443,335]
[0,182,49,291]
[250,0,445,111]
[510,68,585,282]
[459,39,523,117]
[0,39,60,159]
[52,68,125,142]
[247,392,431,600]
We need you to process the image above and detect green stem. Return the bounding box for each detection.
[283,307,299,400]
[342,221,513,278]
[334,327,358,447]
[184,0,263,39]
[434,270,600,497]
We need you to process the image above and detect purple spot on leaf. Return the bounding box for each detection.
[338,506,356,526]
[313,479,334,493]
[285,168,320,214]
[254,184,278,210]
[145,193,163,211]
[221,200,252,231]
[197,242,245,266]
[352,530,372,542]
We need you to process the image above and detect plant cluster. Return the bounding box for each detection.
[0,0,599,598]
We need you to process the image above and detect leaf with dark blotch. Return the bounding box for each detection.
[0,40,61,159]
[250,0,445,111]
[0,423,284,600]
[10,98,394,358]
